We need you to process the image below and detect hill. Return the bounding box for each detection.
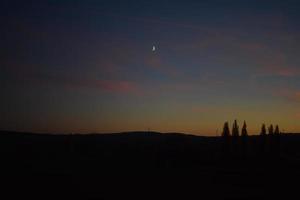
[1,130,300,199]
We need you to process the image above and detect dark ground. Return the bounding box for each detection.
[1,130,300,199]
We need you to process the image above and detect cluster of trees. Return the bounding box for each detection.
[222,120,281,137]
[221,120,282,157]
[260,124,280,135]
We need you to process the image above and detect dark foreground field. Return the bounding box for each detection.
[1,130,300,199]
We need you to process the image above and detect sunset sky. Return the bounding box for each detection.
[1,0,300,135]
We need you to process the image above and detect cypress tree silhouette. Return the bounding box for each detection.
[221,122,231,156]
[231,120,239,157]
[241,121,248,158]
[273,125,281,156]
[267,124,275,155]
[259,124,267,156]
[260,124,267,135]
[222,122,230,137]
[241,121,248,137]
[274,125,280,135]
[232,120,239,137]
[268,124,274,135]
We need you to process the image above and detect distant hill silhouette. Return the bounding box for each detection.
[1,130,300,199]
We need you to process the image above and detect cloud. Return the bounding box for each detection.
[292,91,300,101]
[90,80,140,94]
[239,42,267,52]
[59,77,142,95]
[231,40,298,78]
[270,67,300,77]
[146,56,163,69]
[257,65,300,77]
[12,69,143,95]
[164,24,300,79]
[143,55,181,78]
[295,112,300,119]
[275,88,300,102]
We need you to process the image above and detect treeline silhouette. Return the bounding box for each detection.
[221,120,282,158]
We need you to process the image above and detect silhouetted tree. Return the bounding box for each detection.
[273,125,281,156]
[221,122,231,156]
[260,124,267,136]
[241,121,248,137]
[267,124,277,156]
[268,124,274,135]
[222,122,230,137]
[231,120,240,157]
[241,121,248,158]
[274,125,280,135]
[232,120,239,137]
[259,124,267,156]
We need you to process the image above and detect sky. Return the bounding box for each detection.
[1,0,300,135]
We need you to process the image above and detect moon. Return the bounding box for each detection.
[152,46,156,52]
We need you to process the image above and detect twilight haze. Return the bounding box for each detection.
[1,0,300,135]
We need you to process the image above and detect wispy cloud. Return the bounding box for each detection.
[295,112,300,119]
[292,91,300,102]
[266,67,300,77]
[143,55,181,78]
[97,80,141,94]
[256,64,300,78]
[17,70,143,95]
[61,77,142,95]
[274,88,300,102]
